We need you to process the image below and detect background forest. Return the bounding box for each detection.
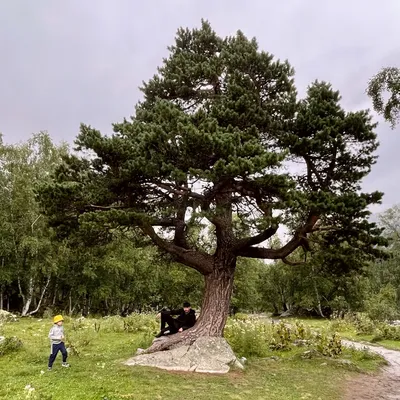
[1,132,398,321]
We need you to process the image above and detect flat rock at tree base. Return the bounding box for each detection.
[124,336,244,374]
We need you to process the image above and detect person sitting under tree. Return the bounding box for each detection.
[155,302,196,338]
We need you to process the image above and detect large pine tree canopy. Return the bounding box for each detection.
[39,21,385,275]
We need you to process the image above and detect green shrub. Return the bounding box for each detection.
[130,332,155,350]
[315,332,342,357]
[347,346,383,362]
[42,308,54,320]
[225,318,313,357]
[71,317,88,331]
[330,296,350,315]
[372,323,400,342]
[232,312,249,321]
[101,315,125,332]
[225,317,273,357]
[352,314,375,335]
[328,318,352,333]
[365,285,399,322]
[0,336,23,356]
[123,313,158,334]
[269,321,292,351]
[293,321,312,340]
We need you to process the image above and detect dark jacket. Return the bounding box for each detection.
[164,308,196,330]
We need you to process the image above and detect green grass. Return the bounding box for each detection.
[0,318,385,400]
[370,339,400,351]
[341,332,400,351]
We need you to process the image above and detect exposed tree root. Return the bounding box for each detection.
[144,327,214,354]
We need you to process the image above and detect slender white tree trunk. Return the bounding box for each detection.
[52,282,57,306]
[312,266,325,318]
[20,276,34,317]
[27,276,51,316]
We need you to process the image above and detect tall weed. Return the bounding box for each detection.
[225,318,315,357]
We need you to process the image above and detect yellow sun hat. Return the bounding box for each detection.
[53,315,64,323]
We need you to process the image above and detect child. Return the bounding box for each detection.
[48,315,70,370]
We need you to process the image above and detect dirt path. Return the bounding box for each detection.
[343,340,400,399]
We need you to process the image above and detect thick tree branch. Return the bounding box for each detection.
[236,213,319,259]
[234,225,278,251]
[140,223,213,274]
[282,248,308,266]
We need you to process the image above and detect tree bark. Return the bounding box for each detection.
[194,266,235,337]
[145,260,236,353]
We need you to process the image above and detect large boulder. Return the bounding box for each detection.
[124,336,244,374]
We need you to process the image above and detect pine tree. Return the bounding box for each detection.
[39,21,384,352]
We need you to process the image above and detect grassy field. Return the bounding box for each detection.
[0,317,387,400]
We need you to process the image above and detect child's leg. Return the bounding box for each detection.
[60,343,68,363]
[48,343,60,368]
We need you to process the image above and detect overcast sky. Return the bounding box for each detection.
[0,0,399,212]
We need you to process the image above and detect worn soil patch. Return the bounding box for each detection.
[343,341,400,399]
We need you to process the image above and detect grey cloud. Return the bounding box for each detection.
[0,0,399,208]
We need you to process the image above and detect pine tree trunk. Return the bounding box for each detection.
[145,259,236,353]
[194,266,235,337]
